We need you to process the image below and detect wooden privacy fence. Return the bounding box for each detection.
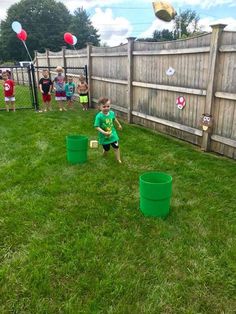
[35,24,236,160]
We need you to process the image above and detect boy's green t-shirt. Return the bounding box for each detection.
[94,110,119,145]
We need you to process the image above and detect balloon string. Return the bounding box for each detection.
[22,41,33,61]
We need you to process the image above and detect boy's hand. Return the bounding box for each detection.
[104,131,111,136]
[117,124,122,130]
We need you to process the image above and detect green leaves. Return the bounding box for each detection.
[0,0,100,62]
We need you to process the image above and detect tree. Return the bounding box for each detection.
[68,8,100,49]
[173,9,201,39]
[0,0,71,61]
[137,29,174,42]
[153,29,174,41]
[137,10,202,43]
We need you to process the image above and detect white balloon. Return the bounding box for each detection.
[72,35,77,45]
[11,21,22,34]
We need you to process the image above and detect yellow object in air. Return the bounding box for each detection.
[152,1,177,22]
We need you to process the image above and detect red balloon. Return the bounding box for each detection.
[17,29,27,41]
[64,32,74,45]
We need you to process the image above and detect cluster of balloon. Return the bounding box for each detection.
[12,21,27,40]
[152,1,177,22]
[64,32,77,46]
[11,21,32,61]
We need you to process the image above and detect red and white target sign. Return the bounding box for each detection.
[176,96,186,110]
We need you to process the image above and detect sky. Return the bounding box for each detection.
[1,0,236,46]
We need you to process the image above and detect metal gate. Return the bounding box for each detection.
[0,64,88,111]
[0,65,36,111]
[33,65,88,111]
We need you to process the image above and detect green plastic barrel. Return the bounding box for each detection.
[66,135,88,164]
[140,172,172,218]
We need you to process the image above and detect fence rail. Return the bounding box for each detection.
[34,24,236,160]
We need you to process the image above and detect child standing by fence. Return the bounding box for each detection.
[94,97,122,163]
[77,75,89,110]
[39,69,53,112]
[53,66,67,111]
[65,76,76,110]
[2,71,15,112]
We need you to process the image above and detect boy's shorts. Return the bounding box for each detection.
[5,96,15,102]
[55,91,66,101]
[102,141,119,151]
[79,95,88,103]
[66,95,73,101]
[42,94,51,102]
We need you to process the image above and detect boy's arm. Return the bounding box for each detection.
[94,115,110,136]
[53,78,57,90]
[115,118,122,130]
[53,82,57,90]
[12,81,15,96]
[95,127,111,136]
[49,81,53,93]
[39,83,43,93]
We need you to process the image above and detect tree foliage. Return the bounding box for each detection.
[68,8,100,49]
[173,9,201,39]
[153,29,174,41]
[0,0,100,62]
[137,9,202,43]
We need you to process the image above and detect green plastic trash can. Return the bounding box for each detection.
[66,135,88,164]
[140,172,172,218]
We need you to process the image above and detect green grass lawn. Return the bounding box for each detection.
[0,108,235,313]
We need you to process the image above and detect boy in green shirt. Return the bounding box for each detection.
[94,97,122,163]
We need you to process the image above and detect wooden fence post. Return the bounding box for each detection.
[87,43,92,108]
[127,37,136,123]
[15,67,19,85]
[62,46,67,79]
[34,50,39,84]
[45,48,51,78]
[201,24,227,151]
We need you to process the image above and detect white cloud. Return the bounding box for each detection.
[0,0,20,20]
[91,8,132,46]
[139,10,236,39]
[139,19,175,39]
[0,8,7,21]
[199,17,236,31]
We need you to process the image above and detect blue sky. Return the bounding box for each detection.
[1,0,236,46]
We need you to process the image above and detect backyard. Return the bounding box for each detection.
[0,107,235,313]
